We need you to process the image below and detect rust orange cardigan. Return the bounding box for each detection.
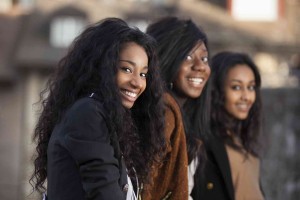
[142,93,189,200]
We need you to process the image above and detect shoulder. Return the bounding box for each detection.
[163,92,186,144]
[61,97,109,141]
[163,93,181,114]
[163,93,182,124]
[67,97,106,119]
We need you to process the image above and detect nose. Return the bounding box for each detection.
[241,89,249,101]
[130,74,144,89]
[192,58,208,72]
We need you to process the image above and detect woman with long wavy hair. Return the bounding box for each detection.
[193,51,264,200]
[144,16,211,200]
[30,17,165,200]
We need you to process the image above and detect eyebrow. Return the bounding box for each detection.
[119,59,148,69]
[230,79,255,84]
[189,45,208,55]
[119,59,136,66]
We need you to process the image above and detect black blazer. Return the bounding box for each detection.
[47,96,127,200]
[192,136,235,200]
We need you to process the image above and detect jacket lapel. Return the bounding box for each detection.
[209,137,235,200]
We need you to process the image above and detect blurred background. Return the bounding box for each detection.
[0,0,299,199]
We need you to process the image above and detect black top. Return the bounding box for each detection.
[192,136,235,200]
[47,97,127,200]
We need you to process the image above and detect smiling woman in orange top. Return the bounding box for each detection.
[144,16,211,200]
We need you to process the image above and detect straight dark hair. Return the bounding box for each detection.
[147,16,211,164]
[210,51,262,156]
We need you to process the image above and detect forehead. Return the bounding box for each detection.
[189,41,207,53]
[226,64,255,82]
[118,42,149,67]
[120,42,146,56]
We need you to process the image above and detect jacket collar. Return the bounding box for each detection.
[208,136,235,200]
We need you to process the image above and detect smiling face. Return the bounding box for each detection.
[224,64,256,120]
[116,42,148,109]
[173,42,211,105]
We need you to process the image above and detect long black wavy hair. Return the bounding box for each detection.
[30,17,165,193]
[146,16,211,164]
[210,51,262,156]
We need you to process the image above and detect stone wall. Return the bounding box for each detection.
[261,88,300,200]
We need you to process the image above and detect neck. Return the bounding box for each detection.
[170,90,187,108]
[225,113,242,137]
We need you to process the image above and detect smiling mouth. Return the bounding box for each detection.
[125,90,137,98]
[236,103,251,112]
[188,77,204,85]
[120,89,138,101]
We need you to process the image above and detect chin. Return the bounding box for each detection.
[187,91,202,99]
[235,114,249,120]
[122,102,134,109]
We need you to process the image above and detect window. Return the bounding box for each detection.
[19,0,34,9]
[50,16,86,48]
[0,0,13,12]
[231,0,279,21]
[0,0,35,12]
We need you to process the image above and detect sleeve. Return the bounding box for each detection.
[62,99,125,200]
[142,93,189,200]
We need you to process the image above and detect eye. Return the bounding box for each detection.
[201,56,209,64]
[120,67,132,73]
[248,85,256,91]
[140,72,148,78]
[231,85,241,90]
[185,55,193,61]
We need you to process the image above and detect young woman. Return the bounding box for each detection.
[143,16,211,200]
[30,18,165,200]
[193,52,264,200]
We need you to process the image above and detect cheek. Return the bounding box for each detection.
[176,64,188,78]
[224,92,235,110]
[224,98,232,113]
[115,72,124,88]
[206,66,211,77]
[176,68,188,86]
[141,79,147,93]
[250,92,256,103]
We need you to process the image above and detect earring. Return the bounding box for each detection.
[169,82,173,90]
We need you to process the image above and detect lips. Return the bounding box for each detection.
[187,77,204,87]
[236,103,252,112]
[124,90,137,98]
[120,89,139,102]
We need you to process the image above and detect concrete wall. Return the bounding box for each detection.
[0,83,22,200]
[0,71,46,200]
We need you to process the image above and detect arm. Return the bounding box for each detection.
[62,98,125,200]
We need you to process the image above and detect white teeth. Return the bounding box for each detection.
[188,78,203,84]
[237,104,249,110]
[125,90,137,98]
